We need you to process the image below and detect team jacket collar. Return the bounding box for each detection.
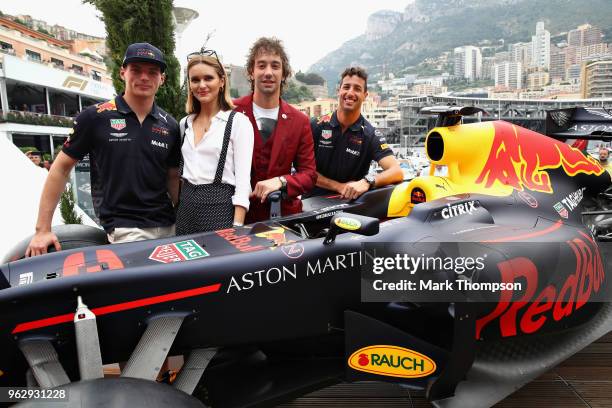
[115,94,164,122]
[330,111,364,132]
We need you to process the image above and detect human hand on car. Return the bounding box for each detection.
[340,179,369,200]
[25,231,61,257]
[251,177,283,203]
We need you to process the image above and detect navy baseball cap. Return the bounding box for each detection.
[122,42,167,72]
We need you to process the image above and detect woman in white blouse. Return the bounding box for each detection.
[175,49,254,235]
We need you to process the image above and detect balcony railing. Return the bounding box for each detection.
[0,47,16,56]
[0,109,73,127]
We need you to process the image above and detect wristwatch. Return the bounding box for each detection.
[279,176,288,191]
[364,174,376,190]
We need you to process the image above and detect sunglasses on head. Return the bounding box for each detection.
[187,48,220,62]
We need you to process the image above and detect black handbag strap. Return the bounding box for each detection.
[214,110,236,184]
[178,115,189,177]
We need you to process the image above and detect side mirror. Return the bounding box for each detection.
[324,212,379,245]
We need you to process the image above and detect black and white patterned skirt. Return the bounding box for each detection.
[176,180,235,235]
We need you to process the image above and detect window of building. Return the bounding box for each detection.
[51,57,64,67]
[0,41,13,50]
[26,49,42,62]
[91,70,101,81]
[71,64,83,73]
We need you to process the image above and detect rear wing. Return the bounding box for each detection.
[546,107,612,141]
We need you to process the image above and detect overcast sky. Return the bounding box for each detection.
[1,0,408,72]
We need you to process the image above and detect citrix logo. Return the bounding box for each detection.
[441,201,477,219]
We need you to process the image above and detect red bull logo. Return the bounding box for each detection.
[256,227,288,246]
[475,122,604,193]
[476,231,605,339]
[96,99,117,113]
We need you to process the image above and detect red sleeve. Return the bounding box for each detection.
[286,117,317,198]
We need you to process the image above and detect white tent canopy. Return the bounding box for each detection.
[0,138,98,260]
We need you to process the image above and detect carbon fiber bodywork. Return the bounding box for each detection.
[1,118,611,407]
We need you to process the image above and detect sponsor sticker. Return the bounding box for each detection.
[151,140,168,149]
[281,243,305,259]
[348,345,436,378]
[110,118,127,130]
[476,233,605,338]
[217,228,264,252]
[475,121,603,194]
[349,136,363,145]
[335,217,362,231]
[346,148,360,157]
[110,132,128,137]
[317,114,332,124]
[256,227,288,246]
[96,100,116,113]
[136,48,156,58]
[321,129,333,140]
[62,250,124,275]
[440,201,477,219]
[149,240,209,263]
[316,211,341,220]
[554,202,568,219]
[380,143,389,149]
[152,125,170,136]
[561,187,586,212]
[19,272,33,286]
[517,191,538,208]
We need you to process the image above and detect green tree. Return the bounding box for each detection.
[295,72,325,86]
[85,0,184,119]
[36,27,52,36]
[230,88,239,98]
[14,18,29,27]
[60,184,82,225]
[283,82,314,104]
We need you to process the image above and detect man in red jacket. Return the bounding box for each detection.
[234,37,316,223]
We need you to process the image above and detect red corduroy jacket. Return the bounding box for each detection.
[233,95,317,223]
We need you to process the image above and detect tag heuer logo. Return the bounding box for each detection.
[322,130,332,140]
[149,239,209,263]
[110,119,127,130]
[554,202,568,219]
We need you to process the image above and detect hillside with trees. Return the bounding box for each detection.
[310,0,612,89]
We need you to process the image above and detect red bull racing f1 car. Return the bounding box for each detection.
[0,107,611,407]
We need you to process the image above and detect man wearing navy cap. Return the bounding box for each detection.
[26,43,181,256]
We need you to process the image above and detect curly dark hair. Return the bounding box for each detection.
[340,66,368,92]
[246,37,292,93]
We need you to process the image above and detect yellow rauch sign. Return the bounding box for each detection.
[334,217,361,231]
[348,345,436,378]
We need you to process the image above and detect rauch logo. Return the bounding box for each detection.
[348,345,436,378]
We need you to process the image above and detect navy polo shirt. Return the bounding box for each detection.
[62,95,181,232]
[310,112,393,195]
